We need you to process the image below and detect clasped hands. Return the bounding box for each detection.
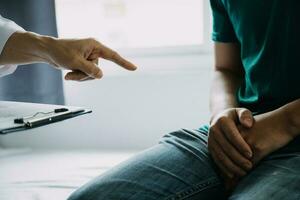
[208,107,295,191]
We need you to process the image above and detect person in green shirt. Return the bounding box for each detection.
[68,1,300,199]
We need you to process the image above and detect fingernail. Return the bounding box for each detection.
[246,152,252,158]
[95,71,103,79]
[244,117,252,125]
[131,64,137,70]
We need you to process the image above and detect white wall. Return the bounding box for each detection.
[0,53,213,150]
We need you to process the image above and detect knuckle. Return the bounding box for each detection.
[242,108,251,114]
[241,111,251,120]
[87,37,97,43]
[218,116,229,124]
[227,148,237,158]
[216,153,226,163]
[111,50,119,59]
[209,125,218,135]
[241,111,250,118]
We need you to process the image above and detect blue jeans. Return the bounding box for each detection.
[68,129,300,200]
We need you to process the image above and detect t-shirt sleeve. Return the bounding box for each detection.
[0,15,25,77]
[210,0,238,43]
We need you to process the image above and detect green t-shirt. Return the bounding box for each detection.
[210,0,300,114]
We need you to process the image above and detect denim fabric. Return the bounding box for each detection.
[68,129,300,200]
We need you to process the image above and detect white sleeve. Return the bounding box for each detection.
[0,15,25,77]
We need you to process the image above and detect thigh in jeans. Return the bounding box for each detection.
[68,129,227,200]
[229,137,300,200]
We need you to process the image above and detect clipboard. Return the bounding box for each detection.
[0,101,92,135]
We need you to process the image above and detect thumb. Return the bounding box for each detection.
[236,108,254,128]
[75,58,102,79]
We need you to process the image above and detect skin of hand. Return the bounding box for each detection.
[223,106,296,192]
[0,31,137,81]
[208,108,254,181]
[240,108,294,165]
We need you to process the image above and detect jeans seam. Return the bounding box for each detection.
[164,177,220,200]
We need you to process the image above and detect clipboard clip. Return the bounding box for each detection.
[14,108,69,124]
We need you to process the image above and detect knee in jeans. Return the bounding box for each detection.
[67,189,90,200]
[159,129,210,161]
[160,129,208,146]
[162,129,195,140]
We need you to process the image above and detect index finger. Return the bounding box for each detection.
[220,119,253,159]
[94,42,137,71]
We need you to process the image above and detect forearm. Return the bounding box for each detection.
[0,31,54,65]
[210,69,243,119]
[281,99,300,137]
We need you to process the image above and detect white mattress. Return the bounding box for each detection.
[0,149,134,200]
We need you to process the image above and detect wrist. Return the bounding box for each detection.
[25,32,57,64]
[284,101,300,138]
